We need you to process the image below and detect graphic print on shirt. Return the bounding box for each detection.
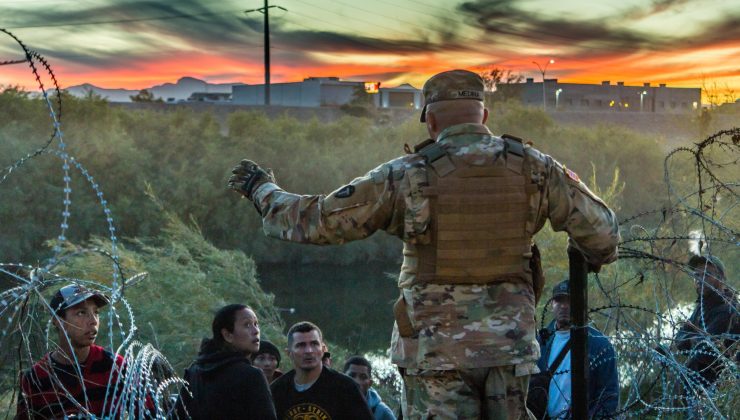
[285,402,332,420]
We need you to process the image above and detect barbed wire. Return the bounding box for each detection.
[535,127,739,419]
[1,28,738,419]
[0,28,180,419]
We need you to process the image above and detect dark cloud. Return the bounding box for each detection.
[683,14,740,47]
[273,30,443,54]
[457,0,738,53]
[1,0,456,71]
[458,0,666,52]
[1,0,260,67]
[623,0,693,20]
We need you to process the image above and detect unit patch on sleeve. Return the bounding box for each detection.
[335,185,355,198]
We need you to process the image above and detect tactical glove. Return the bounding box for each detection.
[228,159,276,200]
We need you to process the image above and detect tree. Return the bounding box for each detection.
[479,66,524,103]
[479,67,524,92]
[701,77,737,109]
[129,89,162,103]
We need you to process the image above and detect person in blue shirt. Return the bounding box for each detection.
[343,356,396,420]
[536,280,619,419]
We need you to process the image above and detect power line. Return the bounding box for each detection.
[291,0,420,41]
[331,0,483,46]
[405,0,460,16]
[279,9,410,56]
[4,8,245,29]
[373,0,469,25]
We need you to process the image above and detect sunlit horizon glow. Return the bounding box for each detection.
[1,0,738,103]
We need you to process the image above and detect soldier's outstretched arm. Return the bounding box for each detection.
[539,154,620,266]
[229,159,404,244]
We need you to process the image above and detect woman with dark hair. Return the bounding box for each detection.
[175,304,276,419]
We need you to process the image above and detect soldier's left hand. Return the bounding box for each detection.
[227,159,275,200]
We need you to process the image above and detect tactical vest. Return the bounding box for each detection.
[410,135,539,285]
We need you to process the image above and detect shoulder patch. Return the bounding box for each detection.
[563,166,581,183]
[335,185,355,198]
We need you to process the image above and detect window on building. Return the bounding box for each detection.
[595,99,602,107]
[388,92,415,107]
[658,101,664,108]
[681,102,688,108]
[581,99,590,106]
[566,99,573,106]
[671,101,677,109]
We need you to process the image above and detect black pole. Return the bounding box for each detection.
[569,248,589,419]
[263,0,270,106]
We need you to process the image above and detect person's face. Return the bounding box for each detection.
[222,308,260,354]
[552,295,571,329]
[346,364,372,396]
[288,330,323,373]
[253,353,278,379]
[693,264,725,296]
[56,299,100,350]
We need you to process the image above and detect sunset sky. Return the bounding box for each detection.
[1,0,738,102]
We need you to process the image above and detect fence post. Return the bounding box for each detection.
[569,248,589,419]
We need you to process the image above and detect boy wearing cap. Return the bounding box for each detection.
[230,69,619,418]
[16,284,126,419]
[676,254,738,387]
[252,339,284,383]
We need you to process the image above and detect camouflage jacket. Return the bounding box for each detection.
[252,123,619,370]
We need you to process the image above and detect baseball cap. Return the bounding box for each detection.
[50,284,109,315]
[551,279,570,299]
[688,254,725,276]
[253,340,281,367]
[420,69,485,122]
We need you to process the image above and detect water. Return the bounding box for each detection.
[258,262,401,354]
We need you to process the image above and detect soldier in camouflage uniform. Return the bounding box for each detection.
[228,70,620,419]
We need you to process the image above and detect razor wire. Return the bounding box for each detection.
[0,28,738,419]
[533,127,739,419]
[0,29,182,419]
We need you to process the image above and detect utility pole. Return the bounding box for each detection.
[245,1,286,106]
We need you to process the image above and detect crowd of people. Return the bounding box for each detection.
[17,251,735,419]
[15,69,737,419]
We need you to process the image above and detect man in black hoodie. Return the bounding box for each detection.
[175,304,276,419]
[676,255,738,388]
[270,321,372,420]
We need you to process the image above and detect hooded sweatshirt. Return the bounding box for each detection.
[366,388,396,420]
[175,339,276,420]
[675,289,739,387]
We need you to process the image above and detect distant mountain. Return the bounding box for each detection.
[65,77,245,102]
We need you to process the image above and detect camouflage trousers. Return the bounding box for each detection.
[401,365,536,420]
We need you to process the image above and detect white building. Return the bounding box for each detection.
[232,77,422,109]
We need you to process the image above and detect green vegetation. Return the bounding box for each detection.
[0,88,736,415]
[0,89,708,267]
[55,209,286,371]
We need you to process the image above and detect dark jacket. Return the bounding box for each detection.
[536,322,619,419]
[675,291,739,387]
[175,340,276,420]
